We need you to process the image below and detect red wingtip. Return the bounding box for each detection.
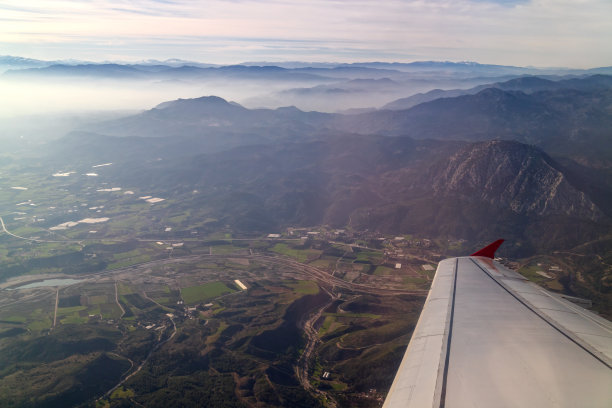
[470,239,504,259]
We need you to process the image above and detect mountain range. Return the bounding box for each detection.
[3,66,605,315]
[5,55,612,115]
[382,74,612,109]
[4,56,611,76]
[44,75,610,257]
[79,75,612,169]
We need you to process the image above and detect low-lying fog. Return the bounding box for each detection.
[0,76,306,144]
[2,61,584,148]
[0,74,484,151]
[0,76,290,117]
[0,71,483,119]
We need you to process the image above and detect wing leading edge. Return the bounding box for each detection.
[383,241,612,408]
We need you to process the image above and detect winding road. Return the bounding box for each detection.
[295,287,339,407]
[104,314,177,398]
[115,281,126,319]
[52,289,59,329]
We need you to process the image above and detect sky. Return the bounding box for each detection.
[1,0,611,67]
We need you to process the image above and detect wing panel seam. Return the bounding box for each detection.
[470,258,612,369]
[438,258,458,408]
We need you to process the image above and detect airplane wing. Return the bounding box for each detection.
[383,240,612,408]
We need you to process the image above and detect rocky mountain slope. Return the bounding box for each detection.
[70,134,608,256]
[428,141,602,219]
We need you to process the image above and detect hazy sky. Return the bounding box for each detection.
[1,0,611,67]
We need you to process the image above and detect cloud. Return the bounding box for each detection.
[0,0,610,67]
[470,0,529,6]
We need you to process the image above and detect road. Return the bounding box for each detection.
[295,287,339,407]
[554,250,612,268]
[0,215,120,244]
[246,254,424,296]
[4,250,425,301]
[1,214,428,296]
[104,314,177,398]
[331,247,350,277]
[115,281,126,319]
[0,216,303,246]
[1,215,54,242]
[102,292,177,400]
[52,289,59,329]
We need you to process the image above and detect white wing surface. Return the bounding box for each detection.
[383,242,612,408]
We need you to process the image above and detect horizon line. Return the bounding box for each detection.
[2,55,612,71]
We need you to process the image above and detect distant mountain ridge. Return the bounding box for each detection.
[5,56,612,115]
[3,63,336,82]
[4,56,612,81]
[84,96,332,147]
[241,60,612,75]
[83,75,612,168]
[331,78,612,167]
[383,74,612,110]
